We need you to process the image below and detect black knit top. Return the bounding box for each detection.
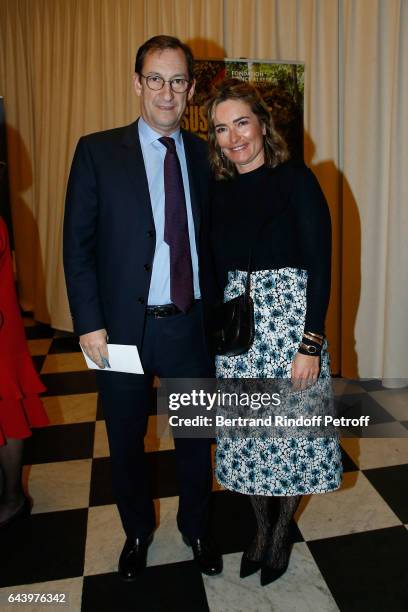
[210,161,331,334]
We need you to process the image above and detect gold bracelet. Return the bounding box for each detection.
[303,332,323,345]
[304,331,323,341]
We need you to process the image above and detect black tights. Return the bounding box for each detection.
[247,494,301,568]
[0,438,25,521]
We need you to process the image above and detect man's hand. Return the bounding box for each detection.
[80,328,109,368]
[291,352,320,391]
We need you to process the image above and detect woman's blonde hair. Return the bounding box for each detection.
[206,78,289,179]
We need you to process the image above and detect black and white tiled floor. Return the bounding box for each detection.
[1,317,408,611]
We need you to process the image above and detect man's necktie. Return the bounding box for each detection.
[159,136,194,313]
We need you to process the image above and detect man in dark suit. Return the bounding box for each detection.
[63,35,221,580]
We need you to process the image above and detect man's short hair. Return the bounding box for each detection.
[135,35,194,81]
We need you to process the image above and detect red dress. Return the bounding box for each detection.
[0,217,48,445]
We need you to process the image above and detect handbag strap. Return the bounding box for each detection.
[244,219,264,302]
[244,249,252,301]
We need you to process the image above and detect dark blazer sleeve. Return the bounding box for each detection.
[63,137,106,335]
[291,166,332,335]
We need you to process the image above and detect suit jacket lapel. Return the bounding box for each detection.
[121,120,154,226]
[182,130,202,244]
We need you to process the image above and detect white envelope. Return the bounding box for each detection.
[80,344,144,374]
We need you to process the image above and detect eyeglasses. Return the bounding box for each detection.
[140,74,191,93]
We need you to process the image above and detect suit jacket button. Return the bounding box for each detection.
[144,264,151,271]
[138,297,145,304]
[147,230,154,238]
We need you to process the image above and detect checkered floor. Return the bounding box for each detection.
[1,317,408,612]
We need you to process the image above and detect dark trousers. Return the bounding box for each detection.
[97,301,214,541]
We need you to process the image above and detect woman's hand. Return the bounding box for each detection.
[291,352,320,391]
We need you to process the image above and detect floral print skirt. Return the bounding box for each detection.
[215,268,343,496]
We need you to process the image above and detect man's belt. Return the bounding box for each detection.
[146,300,200,318]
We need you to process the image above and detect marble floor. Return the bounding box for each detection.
[0,318,408,611]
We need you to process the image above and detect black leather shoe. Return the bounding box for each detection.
[0,496,32,529]
[240,552,262,578]
[118,535,153,581]
[182,535,223,576]
[260,534,292,586]
[260,562,289,586]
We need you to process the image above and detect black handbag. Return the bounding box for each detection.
[211,253,255,357]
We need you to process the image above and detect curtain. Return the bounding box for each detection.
[341,0,408,380]
[0,0,406,378]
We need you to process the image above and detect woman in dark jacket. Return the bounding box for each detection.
[207,79,342,586]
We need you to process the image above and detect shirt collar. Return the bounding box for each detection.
[138,116,182,147]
